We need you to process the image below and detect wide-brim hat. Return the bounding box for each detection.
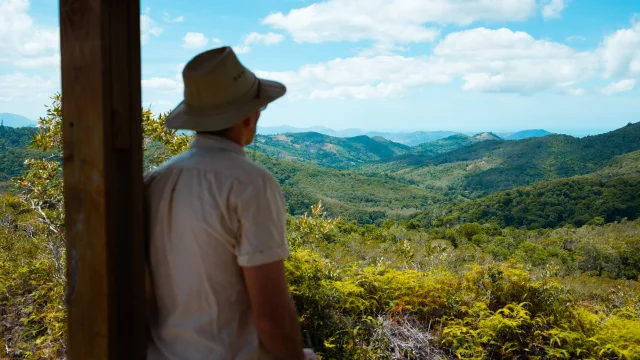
[164,46,286,132]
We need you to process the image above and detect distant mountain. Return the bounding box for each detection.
[503,129,552,140]
[473,132,502,141]
[361,122,640,197]
[258,125,554,146]
[258,126,459,145]
[366,131,460,146]
[253,132,411,169]
[0,113,37,128]
[258,125,336,135]
[412,134,480,155]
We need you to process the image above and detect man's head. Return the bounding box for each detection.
[164,47,285,139]
[200,108,262,147]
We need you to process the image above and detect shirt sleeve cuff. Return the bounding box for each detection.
[237,246,291,267]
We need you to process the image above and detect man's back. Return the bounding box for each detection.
[145,133,289,360]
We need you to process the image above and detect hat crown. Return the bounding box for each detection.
[182,47,258,108]
[163,46,286,132]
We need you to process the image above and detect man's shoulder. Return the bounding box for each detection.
[144,149,279,188]
[245,161,278,182]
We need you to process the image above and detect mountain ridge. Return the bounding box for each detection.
[363,121,640,196]
[253,132,412,169]
[257,125,552,146]
[0,113,37,128]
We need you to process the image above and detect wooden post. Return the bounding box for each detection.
[60,0,146,358]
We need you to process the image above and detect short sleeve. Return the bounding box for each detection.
[234,171,290,267]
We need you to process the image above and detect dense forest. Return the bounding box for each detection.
[0,96,639,359]
[0,125,43,192]
[414,176,640,229]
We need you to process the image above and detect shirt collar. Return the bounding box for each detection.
[190,133,247,157]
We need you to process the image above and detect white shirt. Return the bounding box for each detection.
[144,133,289,360]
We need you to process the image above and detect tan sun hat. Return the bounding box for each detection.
[164,46,286,132]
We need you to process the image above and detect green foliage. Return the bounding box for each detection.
[251,151,443,224]
[142,109,192,169]
[0,194,66,359]
[411,134,480,156]
[0,125,44,191]
[428,176,640,230]
[284,203,640,359]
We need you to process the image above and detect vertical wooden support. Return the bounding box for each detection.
[60,0,146,358]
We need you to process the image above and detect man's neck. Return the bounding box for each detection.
[197,131,245,147]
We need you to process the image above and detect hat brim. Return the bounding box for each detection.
[164,78,286,132]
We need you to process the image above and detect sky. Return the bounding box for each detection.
[0,0,639,135]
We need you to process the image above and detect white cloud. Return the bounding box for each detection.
[599,19,640,78]
[0,0,60,68]
[434,27,598,94]
[163,13,184,23]
[233,45,252,54]
[0,72,58,103]
[256,55,451,99]
[142,64,184,93]
[18,54,60,68]
[310,83,407,100]
[142,77,182,91]
[542,0,567,19]
[600,79,637,95]
[258,27,603,100]
[433,27,575,60]
[141,7,163,45]
[262,0,537,53]
[182,32,210,49]
[232,32,285,54]
[212,37,222,45]
[566,88,586,96]
[244,32,285,45]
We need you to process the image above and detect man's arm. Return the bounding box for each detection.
[243,260,305,360]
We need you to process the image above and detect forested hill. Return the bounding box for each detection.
[368,121,640,195]
[254,130,510,169]
[253,132,412,169]
[503,129,552,140]
[414,175,640,229]
[412,134,482,155]
[251,151,452,223]
[0,126,42,191]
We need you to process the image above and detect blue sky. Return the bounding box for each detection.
[0,0,639,135]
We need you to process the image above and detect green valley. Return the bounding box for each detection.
[251,151,451,224]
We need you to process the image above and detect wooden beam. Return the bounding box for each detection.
[60,0,146,358]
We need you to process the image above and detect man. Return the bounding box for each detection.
[144,47,317,360]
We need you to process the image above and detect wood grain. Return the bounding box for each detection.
[60,0,146,358]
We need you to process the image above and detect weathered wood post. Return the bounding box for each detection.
[59,0,146,358]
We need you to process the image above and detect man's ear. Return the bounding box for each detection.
[241,116,253,128]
